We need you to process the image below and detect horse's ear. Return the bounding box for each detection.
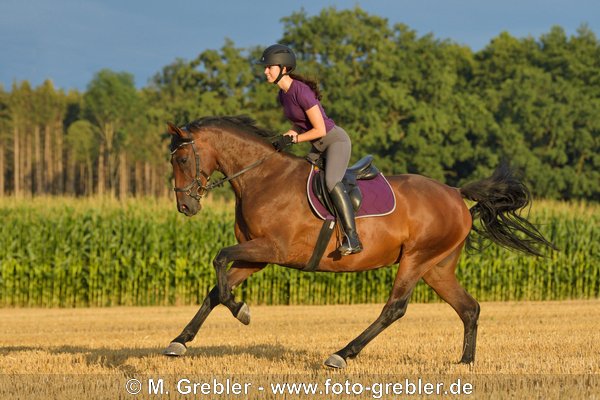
[167,122,185,138]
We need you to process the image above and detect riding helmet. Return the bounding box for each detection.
[258,44,296,73]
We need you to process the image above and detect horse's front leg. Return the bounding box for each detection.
[164,263,265,356]
[214,251,251,324]
[214,239,275,321]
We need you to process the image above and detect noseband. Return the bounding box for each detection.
[171,132,280,202]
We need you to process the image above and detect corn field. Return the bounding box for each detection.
[0,198,597,307]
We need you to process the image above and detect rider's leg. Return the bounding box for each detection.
[323,128,362,255]
[329,182,363,255]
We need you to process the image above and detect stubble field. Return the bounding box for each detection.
[0,300,598,399]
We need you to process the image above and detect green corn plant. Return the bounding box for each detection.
[0,198,597,307]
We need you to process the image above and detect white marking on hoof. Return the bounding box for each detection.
[236,303,250,325]
[324,354,347,369]
[163,342,187,357]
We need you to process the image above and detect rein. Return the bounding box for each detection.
[171,138,280,201]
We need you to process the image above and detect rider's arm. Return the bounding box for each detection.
[292,105,326,143]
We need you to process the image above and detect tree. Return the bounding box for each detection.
[33,80,67,194]
[65,120,98,195]
[126,90,170,197]
[150,40,259,124]
[9,81,35,197]
[0,8,597,201]
[472,27,600,199]
[0,86,9,196]
[148,59,204,125]
[84,69,139,198]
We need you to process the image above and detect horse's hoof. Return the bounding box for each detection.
[163,342,187,357]
[236,303,251,325]
[324,354,347,369]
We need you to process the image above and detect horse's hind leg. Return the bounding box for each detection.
[325,254,428,369]
[163,263,264,356]
[423,245,480,364]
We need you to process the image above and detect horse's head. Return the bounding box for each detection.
[168,122,217,216]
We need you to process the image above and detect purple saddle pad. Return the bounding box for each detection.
[306,167,396,220]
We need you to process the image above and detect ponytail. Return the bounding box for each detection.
[289,73,322,101]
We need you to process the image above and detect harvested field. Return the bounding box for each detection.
[0,300,598,399]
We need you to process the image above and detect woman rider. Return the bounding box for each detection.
[258,44,362,255]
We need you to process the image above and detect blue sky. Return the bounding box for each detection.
[1,0,597,91]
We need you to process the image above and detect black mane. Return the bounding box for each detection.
[185,116,276,139]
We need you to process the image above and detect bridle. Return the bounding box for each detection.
[170,133,279,202]
[171,139,213,201]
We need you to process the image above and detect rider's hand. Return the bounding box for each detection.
[272,135,294,151]
[286,131,299,143]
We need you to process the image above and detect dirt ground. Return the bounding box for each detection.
[0,300,598,399]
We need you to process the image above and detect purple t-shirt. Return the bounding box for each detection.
[278,80,335,133]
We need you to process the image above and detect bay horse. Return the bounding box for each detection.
[165,115,553,369]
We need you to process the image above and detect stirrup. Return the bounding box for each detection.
[338,233,363,256]
[339,243,363,256]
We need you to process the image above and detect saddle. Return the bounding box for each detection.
[303,155,396,271]
[311,155,380,216]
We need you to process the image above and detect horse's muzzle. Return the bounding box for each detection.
[177,200,200,216]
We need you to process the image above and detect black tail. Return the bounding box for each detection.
[460,163,556,256]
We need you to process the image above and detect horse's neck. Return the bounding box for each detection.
[211,132,270,173]
[209,131,304,196]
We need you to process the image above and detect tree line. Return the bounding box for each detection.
[0,7,598,200]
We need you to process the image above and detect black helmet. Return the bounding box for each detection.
[258,44,296,73]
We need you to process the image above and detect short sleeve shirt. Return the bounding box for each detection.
[278,80,335,133]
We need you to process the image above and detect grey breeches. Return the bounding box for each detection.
[309,126,352,192]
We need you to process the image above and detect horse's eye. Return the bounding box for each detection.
[179,157,188,164]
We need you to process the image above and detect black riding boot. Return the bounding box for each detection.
[329,182,363,255]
